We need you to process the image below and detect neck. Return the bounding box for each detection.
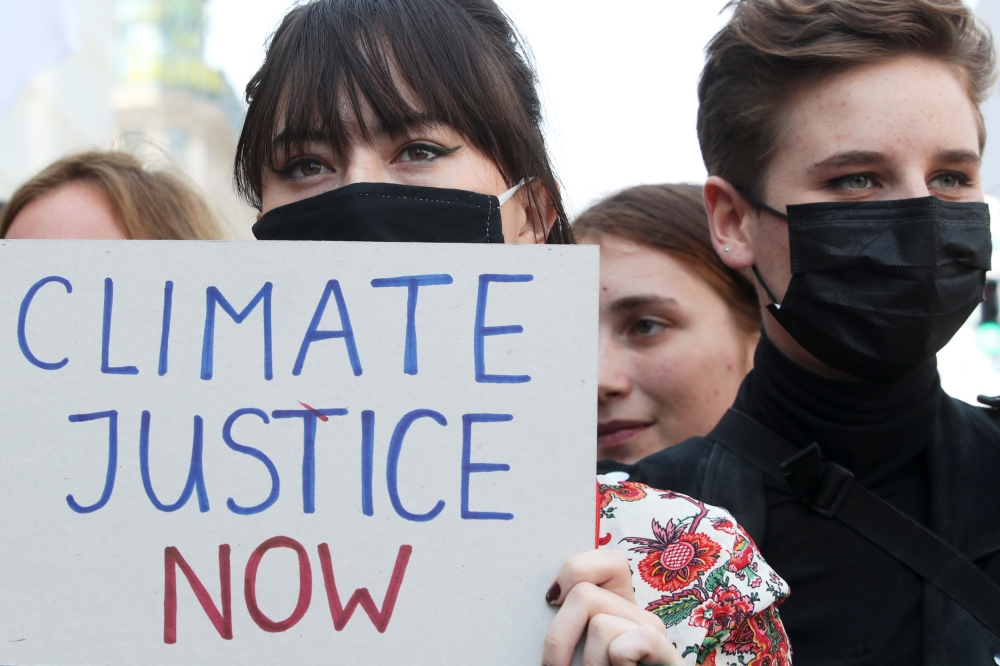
[762,311,860,382]
[739,330,942,481]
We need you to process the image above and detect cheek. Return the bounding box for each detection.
[630,328,747,408]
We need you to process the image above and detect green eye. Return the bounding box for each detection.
[929,172,967,188]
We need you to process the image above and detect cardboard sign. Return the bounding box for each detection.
[0,240,598,664]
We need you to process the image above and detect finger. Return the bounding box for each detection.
[546,549,635,606]
[581,613,638,666]
[608,624,683,666]
[542,582,666,666]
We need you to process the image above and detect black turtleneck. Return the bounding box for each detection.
[736,332,936,663]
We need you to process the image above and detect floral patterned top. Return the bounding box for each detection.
[597,475,793,665]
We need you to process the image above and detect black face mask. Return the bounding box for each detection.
[745,194,992,383]
[253,181,511,243]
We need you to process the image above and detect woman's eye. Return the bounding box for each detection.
[929,171,969,189]
[629,319,666,337]
[396,143,457,163]
[282,159,331,179]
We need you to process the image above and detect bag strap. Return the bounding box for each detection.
[708,408,1000,638]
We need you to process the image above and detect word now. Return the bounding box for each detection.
[165,537,412,643]
[18,273,534,382]
[68,408,513,522]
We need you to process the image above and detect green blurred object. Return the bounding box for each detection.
[976,321,1000,356]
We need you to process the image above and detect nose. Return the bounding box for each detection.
[598,335,632,403]
[339,147,389,187]
[894,170,933,200]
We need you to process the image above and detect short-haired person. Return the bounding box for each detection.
[1,151,224,240]
[600,0,1000,662]
[236,2,792,662]
[574,184,760,463]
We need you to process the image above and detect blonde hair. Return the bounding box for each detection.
[1,151,225,240]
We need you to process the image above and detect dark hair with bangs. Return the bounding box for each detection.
[699,0,996,199]
[235,0,573,244]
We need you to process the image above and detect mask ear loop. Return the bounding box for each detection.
[497,178,528,205]
[735,187,788,308]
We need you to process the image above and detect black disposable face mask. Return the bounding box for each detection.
[744,193,992,383]
[252,181,518,243]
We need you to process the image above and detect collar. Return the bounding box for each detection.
[733,330,942,484]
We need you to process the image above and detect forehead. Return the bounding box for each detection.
[773,56,981,169]
[595,236,700,297]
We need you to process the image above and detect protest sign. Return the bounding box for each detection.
[0,240,598,664]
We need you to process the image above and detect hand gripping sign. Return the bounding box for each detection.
[0,240,597,665]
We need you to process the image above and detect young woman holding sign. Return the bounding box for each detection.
[235,1,792,662]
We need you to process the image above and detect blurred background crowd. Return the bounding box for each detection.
[1,0,1000,402]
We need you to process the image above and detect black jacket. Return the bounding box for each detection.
[599,335,1000,665]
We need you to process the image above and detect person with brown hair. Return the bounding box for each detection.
[1,151,224,240]
[234,0,571,245]
[599,0,1000,663]
[574,184,760,464]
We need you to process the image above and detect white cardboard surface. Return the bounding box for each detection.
[0,240,598,665]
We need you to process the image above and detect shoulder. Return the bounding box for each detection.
[597,436,715,496]
[944,394,1000,441]
[597,477,791,665]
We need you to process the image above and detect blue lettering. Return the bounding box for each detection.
[17,276,72,370]
[293,280,362,377]
[474,274,533,383]
[223,408,279,515]
[386,409,447,522]
[66,411,118,513]
[361,410,375,516]
[101,278,139,375]
[201,283,273,380]
[461,414,513,520]
[139,411,210,512]
[272,408,348,513]
[158,280,174,376]
[370,274,453,375]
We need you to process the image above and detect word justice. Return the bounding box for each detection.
[165,537,412,643]
[68,408,514,522]
[17,273,534,383]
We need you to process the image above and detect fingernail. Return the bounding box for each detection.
[545,581,560,604]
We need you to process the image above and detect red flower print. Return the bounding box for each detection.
[711,516,737,534]
[599,482,647,509]
[624,518,721,592]
[691,584,756,635]
[728,537,755,572]
[721,607,792,666]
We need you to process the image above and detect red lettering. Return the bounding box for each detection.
[244,536,312,632]
[163,545,232,643]
[317,543,412,633]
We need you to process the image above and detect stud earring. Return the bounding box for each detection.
[724,247,730,253]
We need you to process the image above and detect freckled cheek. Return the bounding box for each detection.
[630,333,747,412]
[626,340,704,409]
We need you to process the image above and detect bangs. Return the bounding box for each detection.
[236,0,532,209]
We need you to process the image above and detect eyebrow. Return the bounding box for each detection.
[611,295,679,311]
[934,149,981,166]
[810,148,981,171]
[811,150,886,170]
